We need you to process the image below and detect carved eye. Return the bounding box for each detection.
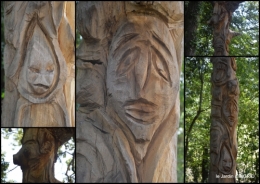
[46,64,54,73]
[116,47,140,77]
[23,148,30,157]
[47,68,54,73]
[29,67,40,73]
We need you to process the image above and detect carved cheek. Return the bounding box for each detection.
[227,160,232,168]
[27,69,38,84]
[44,72,54,86]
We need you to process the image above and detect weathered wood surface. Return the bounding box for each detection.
[13,128,74,183]
[208,1,242,182]
[2,1,75,127]
[76,1,183,182]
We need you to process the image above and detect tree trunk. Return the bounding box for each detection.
[184,1,202,56]
[76,1,183,182]
[201,147,209,182]
[209,1,242,183]
[1,2,75,127]
[13,128,74,183]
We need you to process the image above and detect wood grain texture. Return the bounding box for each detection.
[76,1,183,182]
[2,1,75,127]
[13,128,74,183]
[208,1,242,182]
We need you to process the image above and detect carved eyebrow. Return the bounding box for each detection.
[151,31,172,58]
[116,46,140,76]
[113,33,139,57]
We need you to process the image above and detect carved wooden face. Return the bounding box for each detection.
[212,57,235,86]
[220,146,233,173]
[27,44,55,95]
[18,24,58,102]
[223,98,238,127]
[213,59,228,83]
[107,15,179,141]
[13,140,40,170]
[13,129,55,182]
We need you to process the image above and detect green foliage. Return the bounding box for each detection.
[1,152,9,183]
[2,128,23,148]
[186,1,259,56]
[57,137,75,183]
[230,2,259,56]
[195,2,214,56]
[177,61,184,183]
[185,58,212,183]
[185,57,259,183]
[235,57,259,183]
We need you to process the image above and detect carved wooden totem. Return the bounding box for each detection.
[76,1,183,182]
[2,2,75,127]
[13,128,74,183]
[207,1,242,56]
[209,1,242,183]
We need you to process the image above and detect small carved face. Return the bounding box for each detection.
[26,45,55,95]
[223,98,238,127]
[215,60,227,81]
[212,57,231,85]
[221,146,232,172]
[13,140,40,169]
[227,79,239,96]
[107,15,179,141]
[210,127,220,154]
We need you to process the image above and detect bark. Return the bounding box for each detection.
[202,147,209,182]
[184,1,202,56]
[1,1,75,127]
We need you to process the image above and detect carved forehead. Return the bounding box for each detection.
[29,45,54,65]
[113,15,173,49]
[27,25,55,64]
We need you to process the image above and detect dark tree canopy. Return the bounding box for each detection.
[184,1,259,56]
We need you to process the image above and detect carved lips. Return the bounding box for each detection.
[124,98,158,125]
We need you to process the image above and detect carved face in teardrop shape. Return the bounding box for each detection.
[212,57,232,86]
[220,145,233,173]
[223,98,238,127]
[18,24,57,100]
[27,44,55,95]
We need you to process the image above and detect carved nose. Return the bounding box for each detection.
[34,74,50,87]
[134,50,150,97]
[227,162,231,168]
[13,153,20,165]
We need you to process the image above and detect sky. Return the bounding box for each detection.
[1,129,73,183]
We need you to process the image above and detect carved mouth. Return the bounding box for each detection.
[124,98,158,125]
[223,165,231,171]
[34,83,49,89]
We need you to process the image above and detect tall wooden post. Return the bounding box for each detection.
[208,1,242,182]
[1,2,75,127]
